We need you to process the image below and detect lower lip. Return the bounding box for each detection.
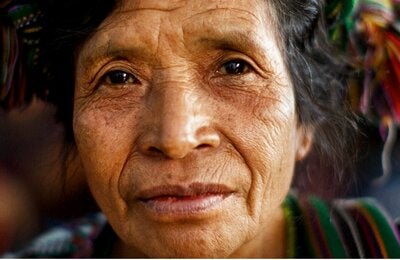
[140,193,231,216]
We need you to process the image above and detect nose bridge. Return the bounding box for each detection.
[147,72,215,159]
[159,80,198,141]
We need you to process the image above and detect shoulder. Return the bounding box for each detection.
[283,192,400,258]
[2,212,107,258]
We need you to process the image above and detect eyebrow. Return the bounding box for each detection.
[197,30,264,53]
[79,41,153,72]
[194,30,275,71]
[80,29,275,74]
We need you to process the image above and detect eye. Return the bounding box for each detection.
[102,70,140,85]
[218,59,251,75]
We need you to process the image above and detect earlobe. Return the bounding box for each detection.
[295,126,314,161]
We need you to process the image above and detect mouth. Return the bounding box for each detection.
[137,183,234,217]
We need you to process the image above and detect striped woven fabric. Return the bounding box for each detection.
[283,192,400,258]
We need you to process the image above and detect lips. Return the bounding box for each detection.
[137,183,234,215]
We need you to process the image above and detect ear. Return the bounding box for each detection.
[295,125,314,161]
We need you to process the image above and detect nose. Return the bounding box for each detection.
[141,84,220,159]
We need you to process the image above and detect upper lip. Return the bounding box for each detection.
[137,182,234,201]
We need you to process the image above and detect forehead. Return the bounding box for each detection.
[112,0,271,23]
[91,0,275,48]
[78,0,283,73]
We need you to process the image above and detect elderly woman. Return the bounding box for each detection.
[2,0,400,258]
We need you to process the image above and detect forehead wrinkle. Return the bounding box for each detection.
[196,31,263,55]
[108,7,186,67]
[182,7,262,25]
[117,0,187,13]
[79,15,161,70]
[181,6,270,57]
[119,6,181,13]
[79,39,155,72]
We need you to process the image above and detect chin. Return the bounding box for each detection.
[118,218,251,258]
[137,232,240,258]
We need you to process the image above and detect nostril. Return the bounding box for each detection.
[148,146,163,155]
[196,144,211,150]
[141,131,220,159]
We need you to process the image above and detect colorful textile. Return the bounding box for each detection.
[284,191,400,258]
[326,0,400,183]
[3,192,400,258]
[1,213,107,258]
[0,0,43,109]
[326,0,400,132]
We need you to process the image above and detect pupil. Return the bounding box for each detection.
[226,61,245,74]
[110,71,128,83]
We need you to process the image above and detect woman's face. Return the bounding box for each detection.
[73,0,312,257]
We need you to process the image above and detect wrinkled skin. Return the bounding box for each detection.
[73,0,313,257]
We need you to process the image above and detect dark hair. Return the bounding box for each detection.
[35,0,117,141]
[36,0,358,198]
[269,0,359,197]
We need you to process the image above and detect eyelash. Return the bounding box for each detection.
[100,70,141,86]
[96,58,254,90]
[217,59,252,76]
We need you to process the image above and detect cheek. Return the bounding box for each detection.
[72,103,139,213]
[225,93,297,219]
